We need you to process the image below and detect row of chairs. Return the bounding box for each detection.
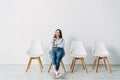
[26,40,112,73]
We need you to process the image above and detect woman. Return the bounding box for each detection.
[49,29,65,76]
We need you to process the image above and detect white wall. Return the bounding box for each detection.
[0,0,120,64]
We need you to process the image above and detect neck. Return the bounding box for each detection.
[56,37,60,39]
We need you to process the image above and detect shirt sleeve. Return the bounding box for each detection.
[48,38,55,54]
[51,38,56,47]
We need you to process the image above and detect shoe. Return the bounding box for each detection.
[55,71,60,76]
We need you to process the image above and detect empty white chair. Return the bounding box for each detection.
[92,41,112,73]
[26,40,44,72]
[70,41,88,73]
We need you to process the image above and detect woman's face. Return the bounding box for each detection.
[55,30,60,38]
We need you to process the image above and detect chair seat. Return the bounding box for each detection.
[71,54,87,58]
[27,53,43,57]
[93,54,109,57]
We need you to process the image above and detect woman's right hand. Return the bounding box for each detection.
[52,44,57,48]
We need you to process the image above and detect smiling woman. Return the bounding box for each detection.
[49,29,65,77]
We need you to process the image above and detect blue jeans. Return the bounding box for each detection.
[50,47,64,70]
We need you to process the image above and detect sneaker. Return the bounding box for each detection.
[55,71,60,76]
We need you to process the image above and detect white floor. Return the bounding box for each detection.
[0,64,119,80]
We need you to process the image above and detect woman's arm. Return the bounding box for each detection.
[56,38,65,48]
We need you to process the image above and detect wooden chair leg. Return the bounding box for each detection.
[103,58,107,70]
[26,57,32,72]
[82,58,88,73]
[92,57,97,69]
[48,60,66,73]
[96,56,99,73]
[38,57,42,72]
[48,62,52,73]
[71,57,76,73]
[70,58,74,70]
[105,57,112,73]
[81,58,85,70]
[38,57,43,69]
[61,61,66,73]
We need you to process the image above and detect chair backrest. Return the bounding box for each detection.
[27,40,44,56]
[93,41,109,56]
[70,41,87,57]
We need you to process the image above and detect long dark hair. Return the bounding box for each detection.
[54,29,63,38]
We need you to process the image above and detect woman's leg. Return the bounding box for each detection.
[50,49,57,73]
[56,48,64,71]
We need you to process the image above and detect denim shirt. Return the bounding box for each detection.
[52,38,65,48]
[49,38,65,54]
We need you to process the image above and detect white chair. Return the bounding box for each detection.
[26,40,44,72]
[70,41,88,73]
[92,41,112,73]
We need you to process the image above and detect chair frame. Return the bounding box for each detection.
[92,56,112,73]
[26,57,43,72]
[70,57,88,73]
[48,60,66,73]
